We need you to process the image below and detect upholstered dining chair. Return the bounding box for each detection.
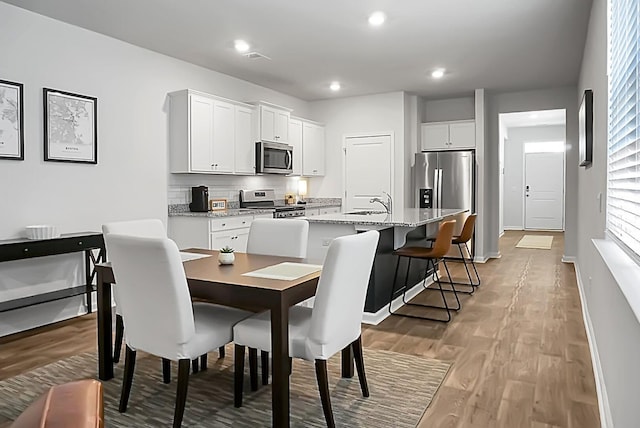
[105,234,251,428]
[102,219,224,376]
[245,218,310,388]
[233,230,379,428]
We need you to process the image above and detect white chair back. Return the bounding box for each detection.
[246,218,309,258]
[104,234,195,359]
[102,219,165,240]
[307,231,379,358]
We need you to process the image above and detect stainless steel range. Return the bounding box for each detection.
[239,189,306,219]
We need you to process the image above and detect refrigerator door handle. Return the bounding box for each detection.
[438,168,444,208]
[431,168,440,208]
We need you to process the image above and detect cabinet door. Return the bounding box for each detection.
[289,119,303,175]
[189,95,214,172]
[260,106,277,142]
[212,101,235,173]
[421,123,449,151]
[235,105,255,174]
[304,208,320,217]
[302,123,325,176]
[449,121,476,149]
[275,110,290,142]
[320,207,340,215]
[233,229,250,252]
[210,231,234,250]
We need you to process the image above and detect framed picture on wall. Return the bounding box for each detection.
[579,89,593,167]
[0,79,24,160]
[44,88,98,164]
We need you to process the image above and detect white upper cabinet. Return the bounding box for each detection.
[421,120,475,151]
[302,121,325,176]
[169,89,256,175]
[257,102,291,143]
[234,105,255,174]
[211,100,235,173]
[289,118,303,176]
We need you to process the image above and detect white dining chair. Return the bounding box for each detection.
[245,218,309,388]
[102,219,225,376]
[233,230,379,428]
[105,234,251,428]
[102,219,165,365]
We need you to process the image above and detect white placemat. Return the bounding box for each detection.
[180,252,212,262]
[242,262,322,281]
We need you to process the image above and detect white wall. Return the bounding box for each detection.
[498,122,507,235]
[503,125,566,229]
[577,0,640,426]
[307,91,406,208]
[0,3,309,336]
[485,87,578,259]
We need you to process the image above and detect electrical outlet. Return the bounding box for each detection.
[321,238,333,247]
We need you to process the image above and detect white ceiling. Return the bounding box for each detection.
[500,109,567,128]
[3,0,593,101]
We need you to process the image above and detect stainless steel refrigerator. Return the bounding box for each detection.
[414,151,475,252]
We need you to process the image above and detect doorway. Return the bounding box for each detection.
[498,109,566,232]
[343,134,393,212]
[524,145,565,230]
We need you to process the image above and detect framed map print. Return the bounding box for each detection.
[44,88,97,164]
[0,79,24,160]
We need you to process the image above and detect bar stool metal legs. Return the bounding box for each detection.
[388,255,460,322]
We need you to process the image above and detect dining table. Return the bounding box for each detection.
[95,248,356,427]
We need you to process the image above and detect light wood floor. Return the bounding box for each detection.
[0,231,599,427]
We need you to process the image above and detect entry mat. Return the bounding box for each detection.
[516,235,554,249]
[243,262,323,281]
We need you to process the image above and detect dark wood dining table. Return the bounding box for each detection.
[95,248,356,427]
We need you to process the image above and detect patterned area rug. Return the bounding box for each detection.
[516,235,554,249]
[0,348,450,427]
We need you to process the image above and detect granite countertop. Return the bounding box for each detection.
[169,208,274,218]
[297,202,342,209]
[305,208,467,227]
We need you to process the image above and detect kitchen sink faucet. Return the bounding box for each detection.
[370,191,392,214]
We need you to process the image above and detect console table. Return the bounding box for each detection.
[0,232,105,313]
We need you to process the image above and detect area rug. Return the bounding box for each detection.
[0,348,450,427]
[516,235,554,249]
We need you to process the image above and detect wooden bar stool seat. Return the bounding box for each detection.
[388,220,461,322]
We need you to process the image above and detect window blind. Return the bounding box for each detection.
[608,0,640,257]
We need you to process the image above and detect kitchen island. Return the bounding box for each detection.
[305,208,467,323]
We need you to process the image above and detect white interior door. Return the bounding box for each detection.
[344,135,392,212]
[524,152,564,230]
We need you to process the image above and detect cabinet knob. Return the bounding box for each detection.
[23,248,29,252]
[78,241,83,245]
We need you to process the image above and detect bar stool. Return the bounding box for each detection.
[450,214,481,288]
[427,214,480,294]
[388,220,460,322]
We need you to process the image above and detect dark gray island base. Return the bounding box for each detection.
[306,208,467,322]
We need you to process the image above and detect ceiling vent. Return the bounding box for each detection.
[243,51,271,60]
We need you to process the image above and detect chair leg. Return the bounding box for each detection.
[466,242,481,287]
[249,348,259,391]
[261,351,269,385]
[113,314,124,363]
[218,346,226,359]
[191,358,199,373]
[119,346,136,413]
[200,354,208,371]
[351,336,369,397]
[315,360,336,428]
[162,358,171,384]
[387,255,403,315]
[173,359,191,428]
[234,344,245,408]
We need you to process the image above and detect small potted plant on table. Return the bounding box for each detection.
[218,246,235,265]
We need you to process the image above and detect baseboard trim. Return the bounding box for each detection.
[362,278,432,325]
[573,264,613,428]
[503,226,523,231]
[474,252,501,263]
[562,255,576,264]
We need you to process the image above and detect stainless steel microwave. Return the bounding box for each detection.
[255,141,293,174]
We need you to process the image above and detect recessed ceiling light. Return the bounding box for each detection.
[234,39,250,53]
[431,68,446,79]
[368,11,386,26]
[330,81,341,91]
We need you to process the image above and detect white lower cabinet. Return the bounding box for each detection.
[168,215,256,253]
[319,207,341,215]
[304,208,320,217]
